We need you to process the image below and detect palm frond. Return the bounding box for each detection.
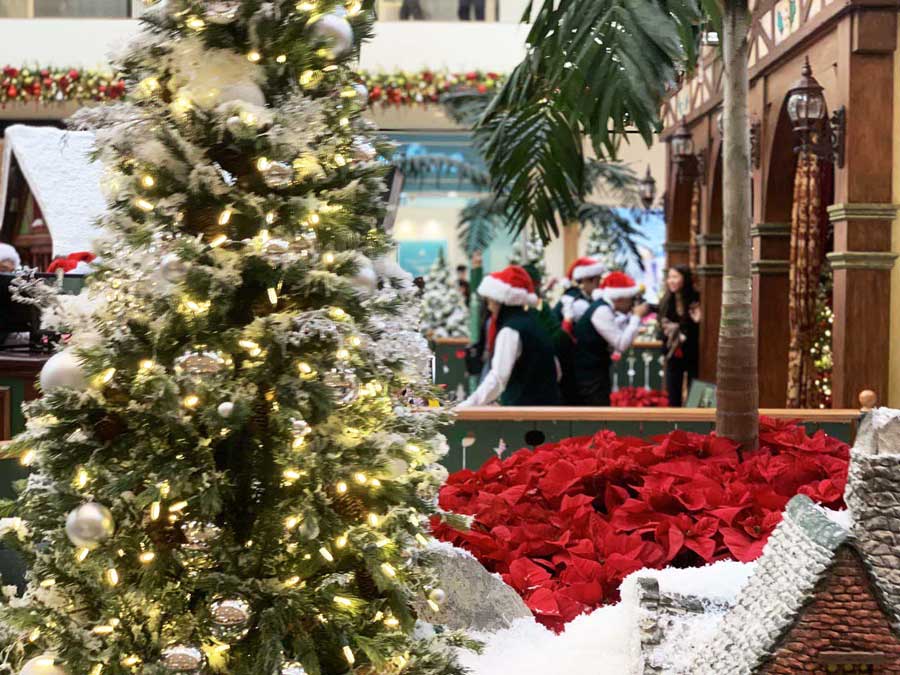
[439,90,494,127]
[578,203,647,269]
[390,153,491,190]
[474,0,705,239]
[457,196,506,254]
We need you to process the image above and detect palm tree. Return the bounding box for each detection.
[470,0,760,446]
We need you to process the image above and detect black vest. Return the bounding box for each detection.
[495,307,561,406]
[572,298,613,404]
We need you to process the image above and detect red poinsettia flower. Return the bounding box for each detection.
[435,418,850,632]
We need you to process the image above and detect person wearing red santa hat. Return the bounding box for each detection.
[572,270,649,405]
[550,256,606,404]
[0,243,21,273]
[458,265,561,407]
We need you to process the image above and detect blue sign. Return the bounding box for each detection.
[397,240,446,278]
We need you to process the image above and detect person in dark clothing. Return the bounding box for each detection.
[457,0,485,20]
[572,271,648,406]
[552,257,607,404]
[458,265,561,407]
[657,265,701,407]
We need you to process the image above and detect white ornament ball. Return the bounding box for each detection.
[218,82,266,107]
[351,257,378,293]
[160,253,189,284]
[385,457,409,478]
[428,588,447,605]
[65,502,115,550]
[20,655,67,675]
[40,350,87,392]
[217,401,235,418]
[309,13,354,58]
[281,662,307,675]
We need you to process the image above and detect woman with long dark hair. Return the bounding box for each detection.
[658,265,701,407]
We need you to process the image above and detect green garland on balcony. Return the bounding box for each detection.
[0,64,503,108]
[1,65,126,105]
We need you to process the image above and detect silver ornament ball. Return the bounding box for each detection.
[204,0,240,23]
[174,350,230,376]
[217,401,235,418]
[160,644,206,673]
[323,366,359,407]
[19,655,67,675]
[352,138,377,162]
[261,161,295,189]
[181,520,222,551]
[428,588,447,605]
[40,350,88,392]
[308,13,354,58]
[209,597,252,641]
[281,662,307,675]
[65,502,114,550]
[160,252,189,284]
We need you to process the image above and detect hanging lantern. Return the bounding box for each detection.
[785,56,845,167]
[670,117,694,163]
[638,165,656,210]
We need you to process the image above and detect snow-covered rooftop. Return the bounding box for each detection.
[0,124,106,257]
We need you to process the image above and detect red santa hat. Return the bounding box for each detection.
[477,265,538,307]
[567,256,605,281]
[47,251,96,275]
[599,270,642,301]
[0,243,20,268]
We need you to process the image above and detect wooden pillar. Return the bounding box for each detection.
[562,223,580,271]
[696,234,722,381]
[751,222,791,406]
[828,9,898,407]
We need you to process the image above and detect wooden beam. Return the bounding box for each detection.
[455,406,861,423]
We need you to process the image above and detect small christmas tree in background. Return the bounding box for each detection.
[507,229,546,283]
[585,223,618,271]
[0,2,473,674]
[420,251,469,339]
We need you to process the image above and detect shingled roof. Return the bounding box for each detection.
[682,409,900,675]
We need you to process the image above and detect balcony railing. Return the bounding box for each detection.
[0,0,514,20]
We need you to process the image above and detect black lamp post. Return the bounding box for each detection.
[785,57,845,168]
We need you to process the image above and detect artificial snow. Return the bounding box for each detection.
[458,603,632,675]
[458,559,755,675]
[0,125,106,257]
[620,559,755,605]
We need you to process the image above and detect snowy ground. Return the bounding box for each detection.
[456,560,755,675]
[458,603,632,675]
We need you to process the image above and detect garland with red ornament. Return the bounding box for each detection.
[0,65,126,105]
[0,65,501,109]
[359,69,504,106]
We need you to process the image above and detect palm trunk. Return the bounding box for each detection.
[715,0,758,448]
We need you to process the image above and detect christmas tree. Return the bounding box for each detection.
[585,223,618,271]
[507,230,546,284]
[0,2,471,674]
[419,252,468,340]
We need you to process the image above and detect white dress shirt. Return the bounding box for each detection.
[591,304,641,352]
[459,327,562,407]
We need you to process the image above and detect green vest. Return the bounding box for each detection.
[572,298,613,389]
[496,307,561,406]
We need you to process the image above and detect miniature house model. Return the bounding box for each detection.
[0,124,105,270]
[632,410,900,674]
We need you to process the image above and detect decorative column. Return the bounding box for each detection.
[827,8,898,407]
[695,233,722,381]
[751,222,791,407]
[827,204,898,407]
